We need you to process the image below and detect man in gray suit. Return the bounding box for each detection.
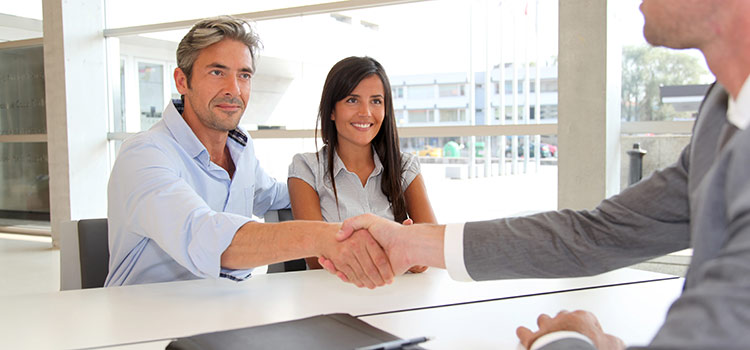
[321,0,750,348]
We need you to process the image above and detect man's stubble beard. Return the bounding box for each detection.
[196,96,245,132]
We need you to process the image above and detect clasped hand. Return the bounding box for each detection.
[318,214,420,287]
[316,227,394,289]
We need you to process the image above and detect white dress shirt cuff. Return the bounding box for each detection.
[444,222,473,281]
[528,331,594,350]
[727,74,750,130]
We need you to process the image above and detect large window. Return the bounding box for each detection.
[0,45,49,219]
[0,3,48,223]
[137,62,164,130]
[540,78,557,93]
[438,109,466,123]
[438,84,466,98]
[392,86,404,99]
[619,0,713,123]
[408,85,435,99]
[618,0,713,191]
[407,109,434,124]
[0,0,711,240]
[105,0,559,221]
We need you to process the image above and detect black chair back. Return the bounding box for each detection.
[77,218,109,289]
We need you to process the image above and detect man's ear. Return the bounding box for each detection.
[174,67,189,94]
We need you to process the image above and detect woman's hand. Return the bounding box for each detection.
[402,218,428,274]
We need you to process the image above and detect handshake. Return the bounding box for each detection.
[315,214,445,289]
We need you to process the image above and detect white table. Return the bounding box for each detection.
[363,278,684,350]
[0,268,675,349]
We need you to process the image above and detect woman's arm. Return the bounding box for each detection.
[404,174,437,273]
[288,177,325,269]
[404,174,437,224]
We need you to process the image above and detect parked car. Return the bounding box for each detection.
[505,142,554,158]
[417,145,442,157]
[547,144,558,157]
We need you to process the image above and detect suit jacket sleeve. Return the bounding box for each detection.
[462,145,692,280]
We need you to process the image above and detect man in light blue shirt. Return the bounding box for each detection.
[106,16,394,289]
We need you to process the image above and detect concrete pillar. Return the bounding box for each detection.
[43,0,109,246]
[557,0,621,210]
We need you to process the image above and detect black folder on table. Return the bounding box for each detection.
[166,313,426,350]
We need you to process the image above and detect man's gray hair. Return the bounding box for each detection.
[176,16,261,86]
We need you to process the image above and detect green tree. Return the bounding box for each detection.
[621,45,708,121]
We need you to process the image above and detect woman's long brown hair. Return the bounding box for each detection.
[315,56,407,223]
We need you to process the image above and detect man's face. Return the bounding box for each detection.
[175,39,253,132]
[640,0,720,49]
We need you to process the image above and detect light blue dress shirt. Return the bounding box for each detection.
[105,100,289,286]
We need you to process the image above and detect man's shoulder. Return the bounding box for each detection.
[120,123,177,153]
[114,124,188,172]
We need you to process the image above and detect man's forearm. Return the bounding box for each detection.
[405,224,447,269]
[220,220,336,269]
[221,220,394,288]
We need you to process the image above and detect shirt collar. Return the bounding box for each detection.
[727,74,750,130]
[372,150,384,177]
[331,147,384,178]
[163,99,208,162]
[163,99,249,165]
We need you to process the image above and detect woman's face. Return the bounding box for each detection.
[331,74,386,150]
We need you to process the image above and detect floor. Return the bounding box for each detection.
[0,232,59,297]
[0,217,51,235]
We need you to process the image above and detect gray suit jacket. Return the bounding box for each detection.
[463,83,750,349]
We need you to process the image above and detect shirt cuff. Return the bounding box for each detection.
[219,269,253,282]
[529,331,595,350]
[444,222,473,281]
[209,213,253,279]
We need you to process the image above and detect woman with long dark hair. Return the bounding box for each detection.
[288,56,436,272]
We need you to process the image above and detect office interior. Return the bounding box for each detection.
[1,0,700,338]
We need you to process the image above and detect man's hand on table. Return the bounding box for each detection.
[517,310,624,350]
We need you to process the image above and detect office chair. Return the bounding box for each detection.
[77,218,110,289]
[265,209,308,273]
